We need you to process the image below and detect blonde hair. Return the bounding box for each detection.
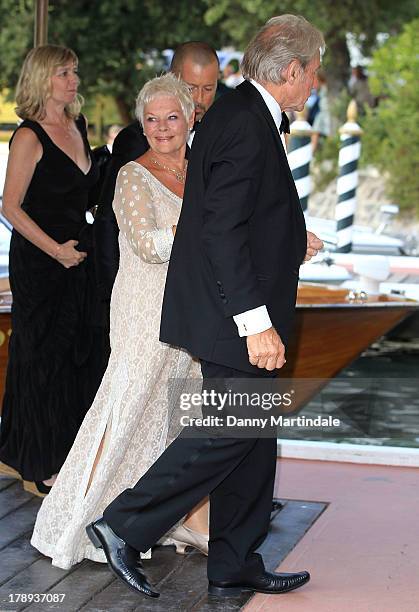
[135,73,194,126]
[15,45,83,120]
[241,14,325,84]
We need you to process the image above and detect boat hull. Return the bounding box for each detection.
[0,286,416,414]
[280,285,418,412]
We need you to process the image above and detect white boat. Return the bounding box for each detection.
[305,213,405,256]
[301,247,419,285]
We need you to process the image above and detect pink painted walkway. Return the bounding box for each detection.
[246,458,419,612]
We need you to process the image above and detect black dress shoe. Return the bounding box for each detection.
[35,481,52,494]
[208,570,310,597]
[271,499,284,512]
[86,518,159,598]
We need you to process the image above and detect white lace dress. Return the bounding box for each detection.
[31,162,199,569]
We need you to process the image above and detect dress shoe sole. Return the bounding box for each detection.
[86,523,159,599]
[86,523,102,548]
[208,577,310,597]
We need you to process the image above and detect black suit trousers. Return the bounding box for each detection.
[104,360,277,581]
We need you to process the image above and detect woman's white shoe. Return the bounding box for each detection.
[167,524,208,556]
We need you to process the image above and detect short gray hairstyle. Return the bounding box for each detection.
[241,14,325,84]
[135,73,194,126]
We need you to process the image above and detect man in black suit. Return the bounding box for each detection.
[93,41,220,304]
[87,15,324,600]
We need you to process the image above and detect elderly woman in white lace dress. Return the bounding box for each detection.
[31,74,208,569]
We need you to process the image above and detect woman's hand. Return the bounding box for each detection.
[55,240,87,268]
[3,128,85,263]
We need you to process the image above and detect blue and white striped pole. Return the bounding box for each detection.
[336,100,362,252]
[288,110,313,214]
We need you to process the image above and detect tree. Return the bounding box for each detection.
[2,2,417,123]
[0,0,230,123]
[203,0,419,93]
[0,1,33,90]
[361,19,419,214]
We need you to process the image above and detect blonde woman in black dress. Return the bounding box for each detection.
[0,46,101,493]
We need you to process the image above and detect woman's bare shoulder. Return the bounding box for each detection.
[8,127,42,166]
[11,126,42,152]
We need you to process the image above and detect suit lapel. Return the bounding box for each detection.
[236,81,288,164]
[236,81,299,193]
[237,81,306,250]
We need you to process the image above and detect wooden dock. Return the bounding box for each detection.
[0,475,324,611]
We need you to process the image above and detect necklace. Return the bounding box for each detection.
[43,117,73,139]
[150,157,187,183]
[59,118,73,140]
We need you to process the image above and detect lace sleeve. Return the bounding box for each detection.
[113,163,174,263]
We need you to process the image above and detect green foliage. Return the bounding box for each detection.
[0,0,230,123]
[1,1,418,127]
[204,0,419,91]
[312,135,340,192]
[362,19,419,213]
[311,89,350,191]
[0,0,33,94]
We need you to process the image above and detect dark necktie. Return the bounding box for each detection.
[279,112,290,134]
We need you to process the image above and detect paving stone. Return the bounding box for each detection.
[24,561,114,612]
[0,482,325,612]
[0,476,16,492]
[0,534,42,586]
[0,482,34,520]
[0,557,70,611]
[0,498,41,550]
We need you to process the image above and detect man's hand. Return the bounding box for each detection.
[246,327,285,371]
[304,231,324,262]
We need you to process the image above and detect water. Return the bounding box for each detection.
[281,325,419,448]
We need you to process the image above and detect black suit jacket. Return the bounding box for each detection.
[160,80,307,374]
[93,121,149,300]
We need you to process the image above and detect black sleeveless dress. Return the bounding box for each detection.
[0,116,103,482]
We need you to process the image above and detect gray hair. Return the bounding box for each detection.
[135,73,194,126]
[241,14,325,84]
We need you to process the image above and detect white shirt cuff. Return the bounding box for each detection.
[233,306,272,337]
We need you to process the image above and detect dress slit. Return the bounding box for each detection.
[30,162,199,569]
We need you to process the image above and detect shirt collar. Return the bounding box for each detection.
[249,79,282,134]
